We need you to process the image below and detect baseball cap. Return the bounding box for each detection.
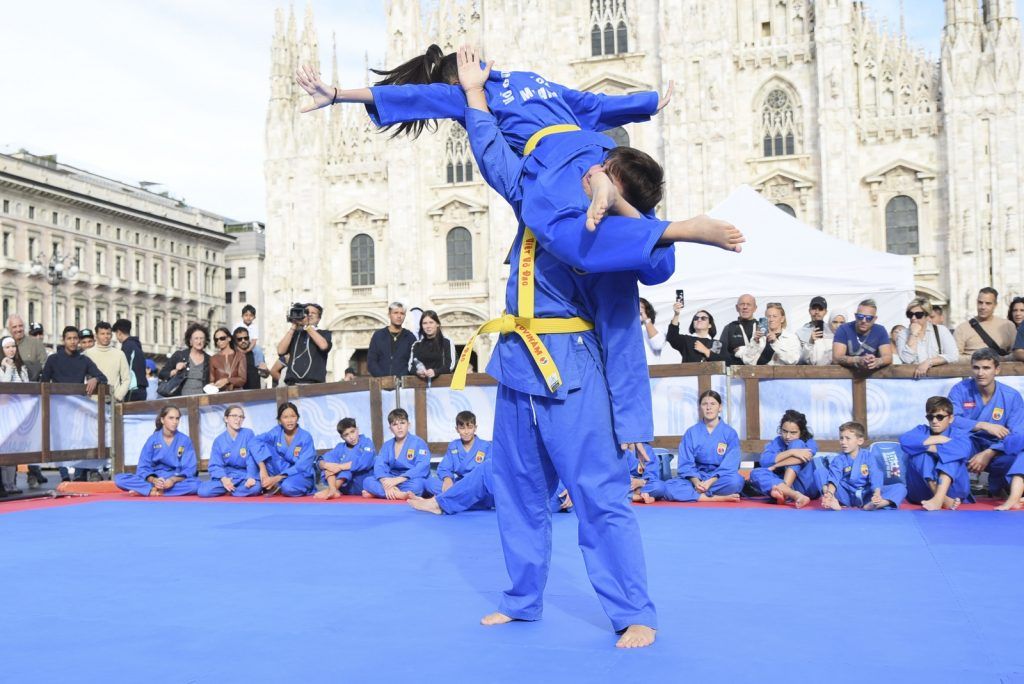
[809,296,828,310]
[79,328,95,339]
[145,358,158,372]
[29,323,44,335]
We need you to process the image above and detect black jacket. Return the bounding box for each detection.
[409,336,456,376]
[120,336,147,390]
[368,327,417,377]
[719,319,756,366]
[666,324,724,363]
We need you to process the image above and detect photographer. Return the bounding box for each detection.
[795,296,831,365]
[277,302,332,385]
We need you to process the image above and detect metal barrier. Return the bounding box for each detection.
[0,382,108,467]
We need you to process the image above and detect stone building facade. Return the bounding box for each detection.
[264,0,1024,378]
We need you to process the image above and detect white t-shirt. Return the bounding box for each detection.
[235,321,260,343]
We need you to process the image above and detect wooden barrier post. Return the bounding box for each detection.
[40,382,51,464]
[112,401,125,473]
[96,384,107,459]
[369,378,384,448]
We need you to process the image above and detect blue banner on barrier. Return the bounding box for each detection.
[0,393,43,454]
[50,395,100,451]
[426,386,497,443]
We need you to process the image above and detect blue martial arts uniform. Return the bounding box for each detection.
[363,434,432,498]
[948,378,1024,494]
[434,458,497,514]
[115,431,199,496]
[426,437,492,496]
[198,428,263,497]
[254,425,318,496]
[899,424,974,503]
[749,437,823,499]
[660,421,744,501]
[457,106,673,631]
[823,449,906,509]
[623,446,665,501]
[320,434,376,495]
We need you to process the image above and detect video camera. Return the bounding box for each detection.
[287,303,308,324]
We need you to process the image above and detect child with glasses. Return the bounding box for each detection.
[832,299,893,371]
[899,396,973,510]
[198,405,263,497]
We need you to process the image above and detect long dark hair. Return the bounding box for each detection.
[2,337,26,375]
[154,405,180,432]
[418,310,447,346]
[371,44,459,138]
[779,409,813,442]
[689,310,718,338]
[213,326,235,351]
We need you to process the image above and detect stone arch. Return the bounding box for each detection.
[752,78,803,157]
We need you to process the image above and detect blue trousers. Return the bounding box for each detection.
[491,376,657,632]
[334,470,371,495]
[426,475,454,497]
[749,461,824,499]
[436,464,495,514]
[831,482,907,509]
[985,451,1022,496]
[198,477,261,498]
[278,474,315,497]
[906,452,972,503]
[652,478,697,502]
[362,476,425,498]
[114,473,199,497]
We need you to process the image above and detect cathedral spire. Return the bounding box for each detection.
[946,0,980,26]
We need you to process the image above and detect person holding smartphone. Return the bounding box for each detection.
[795,296,831,364]
[666,305,723,363]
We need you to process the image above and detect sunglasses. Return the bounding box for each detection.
[854,313,876,322]
[234,336,250,342]
[907,311,927,319]
[214,336,230,342]
[925,413,950,421]
[693,315,709,321]
[226,413,245,419]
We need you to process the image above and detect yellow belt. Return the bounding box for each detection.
[451,123,593,393]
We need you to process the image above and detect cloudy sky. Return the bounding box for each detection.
[0,1,1018,223]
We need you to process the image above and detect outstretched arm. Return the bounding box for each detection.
[295,64,373,111]
[558,80,673,130]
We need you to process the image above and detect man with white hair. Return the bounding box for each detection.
[5,314,47,380]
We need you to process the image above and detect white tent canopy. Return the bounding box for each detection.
[641,185,916,364]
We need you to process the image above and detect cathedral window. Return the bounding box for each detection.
[589,1,630,56]
[885,196,919,255]
[444,125,474,184]
[760,87,798,157]
[605,126,629,148]
[775,203,796,218]
[446,227,473,281]
[350,233,375,286]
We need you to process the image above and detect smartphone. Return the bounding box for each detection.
[813,319,824,332]
[675,289,685,306]
[757,317,769,334]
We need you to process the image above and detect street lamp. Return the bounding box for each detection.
[29,250,79,347]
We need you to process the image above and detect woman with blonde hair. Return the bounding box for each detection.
[895,296,958,378]
[739,302,800,365]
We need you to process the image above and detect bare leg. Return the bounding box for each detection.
[698,492,740,503]
[921,473,952,511]
[586,171,618,231]
[480,612,515,626]
[768,485,786,505]
[408,495,443,515]
[616,624,657,649]
[995,475,1024,511]
[821,493,842,511]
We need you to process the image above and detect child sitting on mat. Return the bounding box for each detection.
[821,422,906,511]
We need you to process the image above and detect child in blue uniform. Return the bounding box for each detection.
[198,405,262,497]
[624,444,665,504]
[821,421,906,511]
[749,409,822,508]
[315,417,376,499]
[948,349,1024,496]
[657,390,744,503]
[114,406,199,497]
[255,402,318,497]
[995,431,1024,510]
[362,409,431,500]
[425,410,491,497]
[900,396,973,510]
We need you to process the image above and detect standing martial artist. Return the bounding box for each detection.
[947,349,1024,497]
[114,406,199,497]
[821,422,906,511]
[362,409,431,500]
[255,402,318,497]
[900,396,973,510]
[424,411,491,497]
[748,410,822,508]
[657,391,744,503]
[315,417,376,499]
[197,405,263,498]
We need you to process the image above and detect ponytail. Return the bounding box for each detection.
[371,44,459,138]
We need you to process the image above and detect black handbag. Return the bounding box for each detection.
[156,354,187,397]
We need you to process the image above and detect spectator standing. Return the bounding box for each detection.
[738,302,800,365]
[638,298,665,363]
[159,323,211,396]
[889,325,906,365]
[233,326,264,390]
[1007,296,1024,330]
[953,287,1017,361]
[895,297,959,378]
[78,328,95,352]
[718,294,758,366]
[41,326,107,391]
[832,299,893,371]
[145,359,159,400]
[277,303,332,385]
[409,310,456,380]
[84,321,132,401]
[344,367,357,381]
[112,319,148,402]
[929,305,948,330]
[210,326,248,392]
[5,315,46,380]
[795,296,829,364]
[368,302,417,377]
[666,306,723,363]
[0,336,29,496]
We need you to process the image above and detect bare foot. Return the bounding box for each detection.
[361,490,374,499]
[631,492,642,503]
[639,492,656,504]
[480,612,515,626]
[942,496,961,511]
[921,496,942,511]
[408,495,442,515]
[701,493,740,503]
[313,489,338,501]
[586,172,617,231]
[127,490,139,497]
[684,214,746,253]
[616,624,657,649]
[995,500,1023,511]
[821,496,841,511]
[793,494,810,509]
[769,486,786,505]
[148,488,162,497]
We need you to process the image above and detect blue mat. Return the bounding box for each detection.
[2,502,1023,683]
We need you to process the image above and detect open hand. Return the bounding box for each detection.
[456,45,492,93]
[656,80,674,113]
[295,64,335,113]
